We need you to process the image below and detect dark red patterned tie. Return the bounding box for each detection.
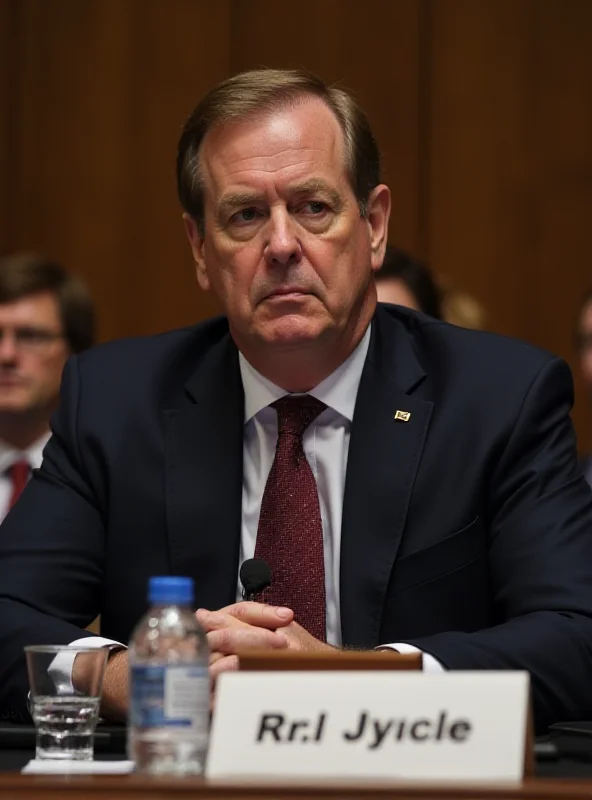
[255,395,327,641]
[8,460,29,510]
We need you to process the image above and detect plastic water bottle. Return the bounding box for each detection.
[128,576,210,775]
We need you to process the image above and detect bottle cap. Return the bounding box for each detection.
[148,576,194,606]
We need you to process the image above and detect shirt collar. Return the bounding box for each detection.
[239,324,371,424]
[0,431,51,474]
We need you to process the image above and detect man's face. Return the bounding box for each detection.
[579,300,592,400]
[185,98,390,359]
[0,291,69,415]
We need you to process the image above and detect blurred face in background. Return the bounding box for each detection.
[376,277,420,311]
[0,291,69,417]
[578,299,592,400]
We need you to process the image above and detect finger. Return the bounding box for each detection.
[280,621,338,653]
[207,626,288,655]
[209,651,226,666]
[196,608,243,632]
[210,654,239,681]
[221,601,294,629]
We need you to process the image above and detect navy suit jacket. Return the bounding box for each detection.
[1,305,592,731]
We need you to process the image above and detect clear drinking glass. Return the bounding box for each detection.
[25,645,108,760]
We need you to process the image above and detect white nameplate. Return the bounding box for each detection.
[207,671,529,782]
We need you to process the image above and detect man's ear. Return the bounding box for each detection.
[183,213,210,292]
[365,185,391,272]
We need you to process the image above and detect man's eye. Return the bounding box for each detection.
[17,330,45,344]
[231,208,261,225]
[305,201,328,215]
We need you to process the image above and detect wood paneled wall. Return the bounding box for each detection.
[1,0,591,446]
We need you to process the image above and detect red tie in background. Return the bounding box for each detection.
[8,460,30,510]
[255,395,327,641]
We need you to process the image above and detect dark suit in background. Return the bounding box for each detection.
[0,304,591,731]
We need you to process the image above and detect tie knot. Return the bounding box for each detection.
[272,395,327,437]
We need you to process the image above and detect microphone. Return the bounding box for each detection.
[240,558,272,601]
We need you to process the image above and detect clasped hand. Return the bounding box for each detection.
[196,602,336,681]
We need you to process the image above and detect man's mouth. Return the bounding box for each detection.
[266,287,311,300]
[0,376,25,388]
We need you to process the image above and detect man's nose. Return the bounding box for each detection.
[264,209,302,267]
[0,333,19,364]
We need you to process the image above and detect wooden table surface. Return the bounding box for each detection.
[2,775,592,800]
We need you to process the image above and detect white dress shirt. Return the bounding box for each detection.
[0,433,50,522]
[67,326,443,673]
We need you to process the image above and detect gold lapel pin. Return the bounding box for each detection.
[394,410,411,422]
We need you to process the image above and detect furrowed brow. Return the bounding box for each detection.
[290,179,343,209]
[217,192,262,219]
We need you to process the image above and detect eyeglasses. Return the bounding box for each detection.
[0,327,65,353]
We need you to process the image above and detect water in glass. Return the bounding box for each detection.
[31,695,100,760]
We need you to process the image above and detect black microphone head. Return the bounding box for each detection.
[240,558,272,596]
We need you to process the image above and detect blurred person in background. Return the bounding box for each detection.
[375,245,488,331]
[375,245,442,318]
[0,253,95,520]
[576,290,592,485]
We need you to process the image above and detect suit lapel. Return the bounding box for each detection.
[340,310,433,647]
[164,335,244,611]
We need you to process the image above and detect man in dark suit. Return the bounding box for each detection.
[1,68,592,732]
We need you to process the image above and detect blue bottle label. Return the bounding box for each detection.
[131,665,209,728]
